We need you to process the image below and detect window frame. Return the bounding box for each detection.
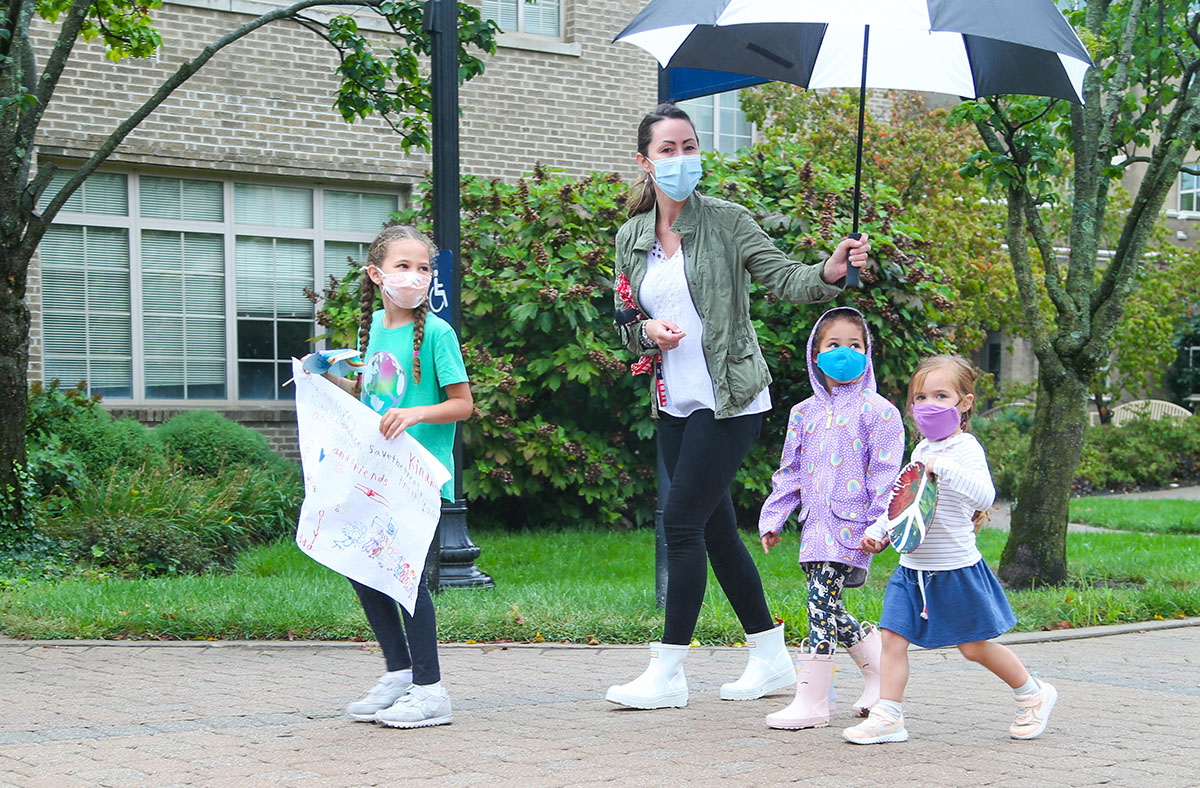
[484,0,564,38]
[1179,166,1200,214]
[678,89,756,155]
[38,166,404,407]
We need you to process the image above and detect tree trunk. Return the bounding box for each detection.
[998,366,1088,587]
[0,245,30,532]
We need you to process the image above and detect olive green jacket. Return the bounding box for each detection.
[614,192,843,419]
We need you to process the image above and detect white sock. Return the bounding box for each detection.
[386,668,413,683]
[1014,676,1040,699]
[416,681,442,692]
[878,699,903,718]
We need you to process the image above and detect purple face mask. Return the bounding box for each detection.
[912,403,962,442]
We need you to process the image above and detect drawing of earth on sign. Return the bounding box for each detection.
[361,350,406,415]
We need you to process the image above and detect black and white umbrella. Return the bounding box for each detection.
[616,0,1093,284]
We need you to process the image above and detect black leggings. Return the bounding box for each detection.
[350,577,440,684]
[658,409,774,645]
[802,561,865,654]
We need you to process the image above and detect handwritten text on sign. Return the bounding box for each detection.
[292,358,450,615]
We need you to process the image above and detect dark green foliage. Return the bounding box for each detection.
[977,414,1200,498]
[1076,416,1200,491]
[18,382,302,576]
[37,463,302,577]
[157,410,278,476]
[313,149,954,529]
[973,417,1030,500]
[25,379,164,493]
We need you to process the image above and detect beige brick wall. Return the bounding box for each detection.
[32,1,657,183]
[27,1,660,447]
[459,0,658,180]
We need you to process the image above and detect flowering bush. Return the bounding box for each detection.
[313,146,956,528]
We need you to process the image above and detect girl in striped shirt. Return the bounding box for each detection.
[844,355,1057,745]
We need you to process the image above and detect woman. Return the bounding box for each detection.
[607,103,871,710]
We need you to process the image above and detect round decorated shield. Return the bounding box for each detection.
[885,461,938,554]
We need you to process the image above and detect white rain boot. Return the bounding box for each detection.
[765,647,834,729]
[847,623,883,717]
[720,622,795,700]
[605,643,689,709]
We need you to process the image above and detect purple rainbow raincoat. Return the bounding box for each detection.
[758,307,905,577]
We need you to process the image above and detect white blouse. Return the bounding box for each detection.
[639,240,771,418]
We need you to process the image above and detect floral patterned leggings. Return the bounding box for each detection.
[801,561,865,655]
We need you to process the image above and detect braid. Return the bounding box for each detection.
[411,301,427,385]
[354,272,376,398]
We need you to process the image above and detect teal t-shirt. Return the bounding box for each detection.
[360,310,469,500]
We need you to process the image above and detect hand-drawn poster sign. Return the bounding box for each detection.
[291,358,450,615]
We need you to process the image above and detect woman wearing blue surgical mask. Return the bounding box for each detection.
[607,103,874,711]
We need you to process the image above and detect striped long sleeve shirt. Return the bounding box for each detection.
[866,432,996,571]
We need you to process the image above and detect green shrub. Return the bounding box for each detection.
[979,413,1200,497]
[1077,415,1200,490]
[973,417,1029,500]
[156,410,278,476]
[28,379,165,483]
[37,461,302,576]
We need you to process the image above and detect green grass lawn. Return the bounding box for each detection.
[1069,497,1200,534]
[3,526,1198,643]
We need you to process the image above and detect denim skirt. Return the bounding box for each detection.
[878,558,1017,649]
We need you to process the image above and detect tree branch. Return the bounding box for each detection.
[1097,0,1144,155]
[13,0,94,161]
[1021,192,1079,336]
[1005,187,1059,377]
[1094,69,1200,312]
[289,13,418,138]
[18,0,380,258]
[1087,99,1200,364]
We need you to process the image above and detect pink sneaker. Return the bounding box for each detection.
[843,705,908,744]
[1010,680,1057,739]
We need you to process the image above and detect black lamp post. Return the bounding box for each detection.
[422,0,493,590]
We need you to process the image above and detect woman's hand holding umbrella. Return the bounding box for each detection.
[821,233,871,285]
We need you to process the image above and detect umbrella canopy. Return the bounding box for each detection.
[616,0,1092,104]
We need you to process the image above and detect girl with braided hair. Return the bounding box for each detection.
[313,223,472,729]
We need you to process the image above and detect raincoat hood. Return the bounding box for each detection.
[806,306,878,402]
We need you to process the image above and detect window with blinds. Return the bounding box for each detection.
[678,90,754,155]
[1181,168,1199,213]
[483,0,561,37]
[41,224,134,399]
[36,169,400,403]
[236,235,314,400]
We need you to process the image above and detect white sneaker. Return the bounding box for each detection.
[1010,680,1057,740]
[346,672,413,722]
[376,685,453,728]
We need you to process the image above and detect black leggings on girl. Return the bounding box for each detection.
[658,409,774,645]
[802,561,865,654]
[350,577,440,684]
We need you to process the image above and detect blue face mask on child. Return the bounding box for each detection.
[816,346,867,382]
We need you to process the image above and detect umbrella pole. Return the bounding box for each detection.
[846,24,869,288]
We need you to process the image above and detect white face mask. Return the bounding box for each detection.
[378,270,431,308]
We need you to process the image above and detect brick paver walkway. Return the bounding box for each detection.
[2,620,1197,787]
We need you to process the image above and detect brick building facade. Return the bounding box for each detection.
[28,0,661,456]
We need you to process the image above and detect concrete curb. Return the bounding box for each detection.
[4,615,1196,651]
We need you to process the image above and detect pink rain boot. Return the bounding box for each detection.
[847,623,882,717]
[765,647,834,730]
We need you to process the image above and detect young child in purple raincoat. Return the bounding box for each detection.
[757,307,905,731]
